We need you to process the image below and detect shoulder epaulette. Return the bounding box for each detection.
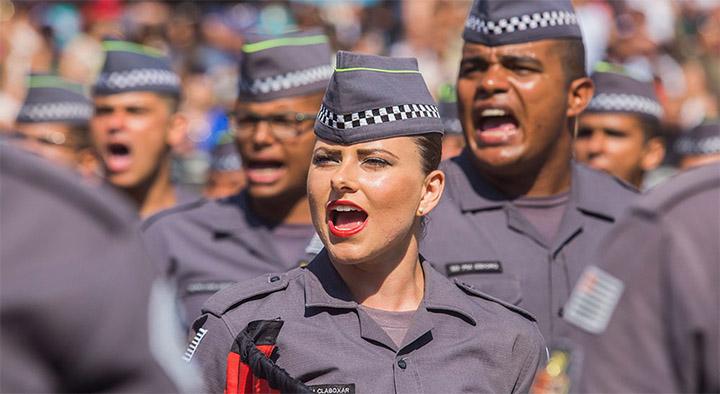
[201,272,295,316]
[454,279,537,322]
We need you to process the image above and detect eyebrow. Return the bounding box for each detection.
[356,148,400,160]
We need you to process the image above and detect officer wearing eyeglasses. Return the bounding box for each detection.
[142,28,332,328]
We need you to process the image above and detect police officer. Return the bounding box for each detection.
[0,144,179,393]
[419,0,639,343]
[673,119,720,170]
[12,73,98,176]
[90,39,196,218]
[188,51,545,394]
[205,135,245,199]
[574,62,666,189]
[142,29,332,328]
[563,162,719,393]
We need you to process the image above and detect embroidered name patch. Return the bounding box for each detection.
[186,281,233,294]
[563,265,624,334]
[183,327,208,362]
[446,261,502,276]
[308,384,355,394]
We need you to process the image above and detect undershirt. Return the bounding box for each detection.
[269,223,316,267]
[358,305,417,348]
[512,190,571,245]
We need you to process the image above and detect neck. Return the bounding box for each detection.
[124,159,176,218]
[478,135,573,198]
[332,232,425,312]
[250,193,313,225]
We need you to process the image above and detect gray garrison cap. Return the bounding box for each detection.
[238,28,332,102]
[17,74,92,125]
[93,40,181,97]
[586,62,664,120]
[463,0,582,46]
[314,51,443,145]
[674,119,720,156]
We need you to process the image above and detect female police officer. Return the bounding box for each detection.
[186,51,545,393]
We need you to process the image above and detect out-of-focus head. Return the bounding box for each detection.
[437,83,465,160]
[90,39,185,189]
[229,28,332,205]
[575,62,666,188]
[457,0,593,177]
[14,74,96,172]
[674,119,720,170]
[205,136,246,199]
[309,51,445,265]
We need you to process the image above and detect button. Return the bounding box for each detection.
[397,359,407,369]
[557,307,564,317]
[269,276,280,283]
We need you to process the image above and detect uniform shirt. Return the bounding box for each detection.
[419,150,638,342]
[188,250,546,394]
[142,191,320,327]
[571,163,720,393]
[0,145,178,393]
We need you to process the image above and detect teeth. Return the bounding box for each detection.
[481,108,507,117]
[333,206,361,212]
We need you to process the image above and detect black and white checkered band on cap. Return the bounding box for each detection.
[585,68,663,120]
[17,74,92,125]
[674,121,720,156]
[463,0,582,46]
[314,51,443,145]
[238,28,332,102]
[93,40,180,97]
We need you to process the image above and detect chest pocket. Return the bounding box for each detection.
[446,262,523,305]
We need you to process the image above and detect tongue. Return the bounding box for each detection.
[106,154,132,172]
[334,211,366,229]
[481,116,517,133]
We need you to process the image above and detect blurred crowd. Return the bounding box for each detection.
[1,0,717,192]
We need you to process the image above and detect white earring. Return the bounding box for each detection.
[418,207,424,214]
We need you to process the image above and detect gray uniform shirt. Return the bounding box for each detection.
[188,250,546,393]
[0,146,177,393]
[571,163,720,393]
[142,191,320,327]
[419,151,638,342]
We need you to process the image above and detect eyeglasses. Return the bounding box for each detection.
[228,110,316,142]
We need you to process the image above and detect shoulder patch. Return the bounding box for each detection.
[563,265,624,334]
[454,279,537,322]
[201,272,294,316]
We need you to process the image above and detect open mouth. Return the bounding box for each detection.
[327,200,368,237]
[246,159,286,184]
[476,108,519,143]
[106,142,132,172]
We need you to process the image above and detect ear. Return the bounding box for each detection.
[640,136,667,172]
[418,169,445,216]
[166,112,188,148]
[566,77,594,118]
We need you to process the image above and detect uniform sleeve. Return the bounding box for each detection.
[572,213,679,393]
[186,313,236,393]
[513,325,546,394]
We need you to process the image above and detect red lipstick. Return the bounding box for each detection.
[327,200,368,237]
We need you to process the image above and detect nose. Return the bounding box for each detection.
[249,120,276,147]
[105,110,126,134]
[330,159,358,194]
[587,130,606,155]
[478,64,509,96]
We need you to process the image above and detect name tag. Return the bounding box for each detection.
[186,281,234,294]
[446,261,502,276]
[308,383,356,394]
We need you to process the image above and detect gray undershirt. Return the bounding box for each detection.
[269,223,315,267]
[359,305,417,348]
[512,190,571,245]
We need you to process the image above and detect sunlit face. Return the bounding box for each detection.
[575,113,652,187]
[204,169,246,199]
[14,122,81,166]
[233,93,322,203]
[90,92,178,188]
[307,137,437,266]
[457,39,574,175]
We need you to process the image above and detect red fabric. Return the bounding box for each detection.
[225,345,279,394]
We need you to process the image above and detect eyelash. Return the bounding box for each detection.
[312,154,337,165]
[362,157,391,167]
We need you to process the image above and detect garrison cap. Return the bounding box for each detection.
[93,39,181,97]
[586,62,664,121]
[210,139,242,172]
[17,74,92,125]
[463,0,582,46]
[238,28,332,102]
[674,119,720,156]
[314,51,443,145]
